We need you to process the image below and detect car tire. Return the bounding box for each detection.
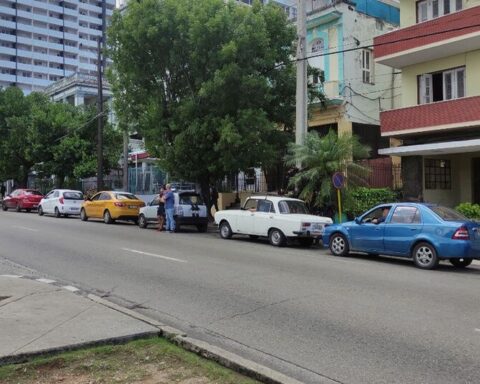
[412,242,439,270]
[299,238,314,248]
[80,208,88,221]
[269,228,286,247]
[15,204,21,212]
[38,206,44,216]
[449,258,473,268]
[138,214,147,228]
[54,207,61,218]
[329,233,349,256]
[197,224,208,233]
[103,210,114,224]
[219,221,233,239]
[2,204,7,211]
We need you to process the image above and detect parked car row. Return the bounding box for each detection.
[1,188,209,232]
[2,189,479,270]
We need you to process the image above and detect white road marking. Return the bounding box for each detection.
[0,274,23,278]
[12,225,38,232]
[36,278,56,284]
[121,248,187,263]
[475,328,480,333]
[63,285,80,292]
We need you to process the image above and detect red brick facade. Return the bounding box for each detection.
[374,6,480,59]
[380,96,480,134]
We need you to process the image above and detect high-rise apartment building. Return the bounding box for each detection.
[0,0,115,94]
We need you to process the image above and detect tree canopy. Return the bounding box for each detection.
[107,0,298,193]
[0,86,121,188]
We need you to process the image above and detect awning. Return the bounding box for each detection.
[378,139,480,156]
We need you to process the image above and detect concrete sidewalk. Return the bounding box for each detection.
[0,275,304,384]
[0,275,159,364]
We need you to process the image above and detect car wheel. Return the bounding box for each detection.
[329,233,349,256]
[80,208,88,221]
[15,204,21,212]
[38,206,44,216]
[269,228,286,247]
[219,221,233,239]
[449,258,473,268]
[138,215,147,228]
[54,207,61,218]
[412,242,439,270]
[197,224,208,233]
[2,204,7,211]
[299,238,314,248]
[103,210,114,224]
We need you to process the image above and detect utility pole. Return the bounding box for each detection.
[295,0,308,148]
[123,129,129,192]
[96,37,104,191]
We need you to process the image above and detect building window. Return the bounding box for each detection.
[362,49,373,84]
[416,0,462,23]
[418,66,465,104]
[425,159,451,189]
[311,38,324,53]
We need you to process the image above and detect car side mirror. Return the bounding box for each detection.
[355,217,361,224]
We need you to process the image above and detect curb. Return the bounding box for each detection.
[0,331,160,366]
[89,294,305,384]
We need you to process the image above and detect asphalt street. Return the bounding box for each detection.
[0,211,479,384]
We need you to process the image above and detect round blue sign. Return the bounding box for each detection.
[332,172,345,189]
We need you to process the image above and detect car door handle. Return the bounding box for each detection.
[409,227,418,231]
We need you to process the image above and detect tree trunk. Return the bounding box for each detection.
[199,178,212,220]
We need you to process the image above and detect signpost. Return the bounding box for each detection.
[332,172,345,223]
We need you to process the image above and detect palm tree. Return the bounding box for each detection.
[284,130,371,208]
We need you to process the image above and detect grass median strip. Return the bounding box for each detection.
[0,337,260,384]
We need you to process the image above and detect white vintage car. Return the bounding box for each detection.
[214,195,333,247]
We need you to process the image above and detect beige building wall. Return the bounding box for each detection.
[400,0,480,28]
[401,50,480,107]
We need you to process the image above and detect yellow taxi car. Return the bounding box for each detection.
[80,191,145,224]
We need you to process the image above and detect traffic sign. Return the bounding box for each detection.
[332,172,345,189]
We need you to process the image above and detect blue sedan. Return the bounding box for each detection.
[323,203,480,269]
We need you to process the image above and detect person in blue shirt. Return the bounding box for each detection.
[164,184,175,233]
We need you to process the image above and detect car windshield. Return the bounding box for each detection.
[63,192,83,200]
[115,193,138,200]
[430,206,468,221]
[278,200,309,214]
[179,194,204,205]
[25,190,42,196]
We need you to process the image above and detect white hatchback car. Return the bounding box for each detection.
[38,189,84,218]
[214,195,333,247]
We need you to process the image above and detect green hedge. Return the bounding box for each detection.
[455,202,480,220]
[345,187,397,217]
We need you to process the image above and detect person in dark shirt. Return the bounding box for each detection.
[373,207,390,224]
[156,187,165,231]
[164,184,175,233]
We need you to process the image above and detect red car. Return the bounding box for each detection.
[2,189,44,212]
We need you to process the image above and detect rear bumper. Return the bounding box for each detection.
[111,208,140,219]
[437,242,480,259]
[59,205,81,214]
[175,216,208,226]
[293,230,323,238]
[22,201,40,209]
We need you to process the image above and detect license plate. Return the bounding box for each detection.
[70,207,79,211]
[129,205,137,209]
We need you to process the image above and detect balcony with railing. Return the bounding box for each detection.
[380,96,480,137]
[374,5,480,68]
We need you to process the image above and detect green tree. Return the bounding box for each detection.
[0,87,121,188]
[284,130,371,208]
[107,0,298,198]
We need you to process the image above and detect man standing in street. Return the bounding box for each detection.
[0,182,5,200]
[164,184,175,233]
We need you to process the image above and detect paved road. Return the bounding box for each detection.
[0,211,479,384]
